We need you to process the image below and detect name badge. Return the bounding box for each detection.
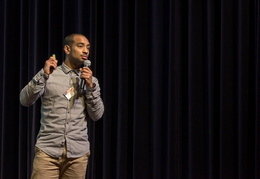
[64,86,75,100]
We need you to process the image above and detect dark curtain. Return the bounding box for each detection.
[0,0,259,178]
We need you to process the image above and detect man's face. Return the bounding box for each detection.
[66,35,90,68]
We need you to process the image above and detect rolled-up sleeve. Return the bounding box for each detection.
[85,77,104,121]
[20,69,47,107]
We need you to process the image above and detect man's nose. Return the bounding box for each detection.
[83,47,89,53]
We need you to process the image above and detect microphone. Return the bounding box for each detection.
[79,60,91,94]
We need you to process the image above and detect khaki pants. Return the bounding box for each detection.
[31,146,90,179]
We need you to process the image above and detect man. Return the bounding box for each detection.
[20,33,104,179]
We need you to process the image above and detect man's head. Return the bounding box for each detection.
[63,33,90,69]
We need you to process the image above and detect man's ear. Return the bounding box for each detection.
[64,45,70,54]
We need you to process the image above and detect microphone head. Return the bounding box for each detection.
[84,60,91,67]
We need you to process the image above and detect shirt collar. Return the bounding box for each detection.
[61,62,81,75]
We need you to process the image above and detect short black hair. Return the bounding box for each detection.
[63,33,85,46]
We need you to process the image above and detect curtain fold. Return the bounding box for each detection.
[0,0,259,178]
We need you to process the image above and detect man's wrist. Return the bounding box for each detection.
[43,73,49,80]
[89,83,96,89]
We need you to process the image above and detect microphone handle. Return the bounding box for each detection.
[79,60,91,94]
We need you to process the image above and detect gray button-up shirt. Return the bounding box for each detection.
[20,62,104,158]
